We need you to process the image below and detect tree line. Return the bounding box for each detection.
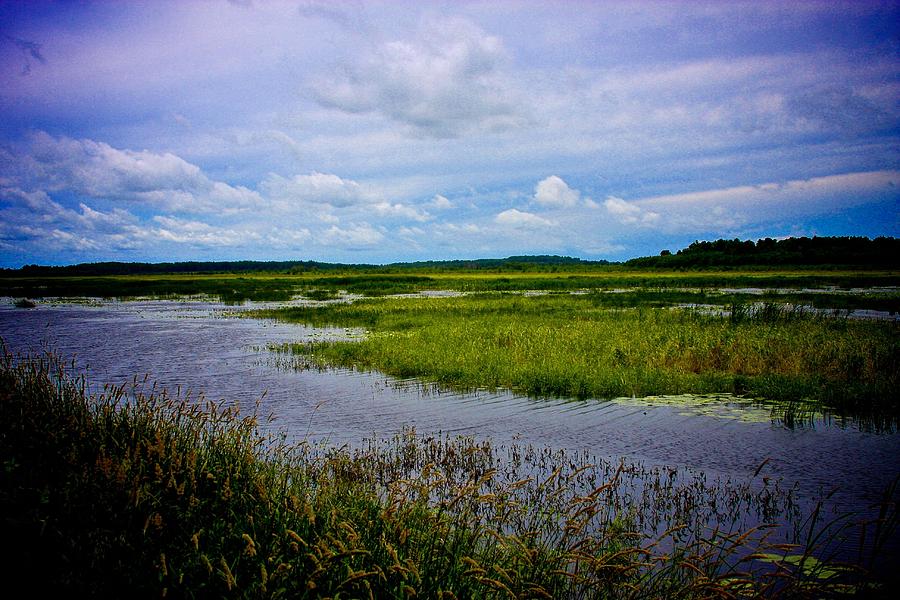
[626,236,899,268]
[1,237,896,276]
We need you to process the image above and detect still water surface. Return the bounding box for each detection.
[2,299,897,538]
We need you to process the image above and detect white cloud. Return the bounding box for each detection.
[48,229,102,251]
[604,196,660,226]
[151,216,254,246]
[605,170,899,233]
[10,132,264,214]
[2,187,65,219]
[313,17,526,138]
[321,223,384,248]
[1,3,898,266]
[262,171,370,208]
[429,194,453,210]
[639,170,898,211]
[584,241,627,255]
[439,222,482,235]
[374,201,431,222]
[398,226,425,237]
[534,175,579,207]
[495,208,554,228]
[0,189,147,254]
[16,132,192,195]
[2,185,138,235]
[264,227,312,248]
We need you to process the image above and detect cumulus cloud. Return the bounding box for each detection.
[2,185,137,233]
[374,201,431,222]
[8,132,264,214]
[263,172,435,223]
[534,175,580,207]
[313,17,526,138]
[439,222,482,235]
[604,196,661,226]
[263,171,370,208]
[151,216,255,246]
[495,208,554,229]
[429,194,453,210]
[2,187,66,219]
[47,229,102,251]
[266,227,312,248]
[321,223,384,248]
[0,186,147,254]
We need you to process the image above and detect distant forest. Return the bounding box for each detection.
[1,237,896,276]
[1,255,607,276]
[626,236,899,268]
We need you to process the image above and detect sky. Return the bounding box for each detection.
[0,0,898,267]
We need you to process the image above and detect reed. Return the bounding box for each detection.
[260,294,899,417]
[2,347,886,597]
[3,268,898,304]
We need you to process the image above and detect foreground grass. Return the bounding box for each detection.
[260,294,899,415]
[4,348,889,598]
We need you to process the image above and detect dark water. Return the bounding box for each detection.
[2,299,898,565]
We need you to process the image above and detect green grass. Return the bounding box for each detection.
[3,267,898,303]
[3,348,888,598]
[258,294,900,416]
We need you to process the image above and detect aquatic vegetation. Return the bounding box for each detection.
[2,267,898,303]
[13,298,36,308]
[260,294,900,419]
[2,347,892,597]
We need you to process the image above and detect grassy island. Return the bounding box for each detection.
[260,293,899,418]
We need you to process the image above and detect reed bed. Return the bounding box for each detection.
[2,347,889,598]
[3,268,898,304]
[260,294,899,417]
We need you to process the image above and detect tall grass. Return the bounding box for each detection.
[259,295,899,416]
[3,347,887,597]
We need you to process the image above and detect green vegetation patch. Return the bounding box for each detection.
[3,265,899,304]
[0,274,304,303]
[259,294,900,415]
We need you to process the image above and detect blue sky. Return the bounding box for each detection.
[1,0,897,267]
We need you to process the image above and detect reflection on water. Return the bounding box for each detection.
[2,299,898,566]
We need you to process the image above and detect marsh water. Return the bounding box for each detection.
[2,298,898,569]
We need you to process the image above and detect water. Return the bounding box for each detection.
[2,298,898,566]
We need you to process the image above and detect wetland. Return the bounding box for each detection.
[1,264,899,597]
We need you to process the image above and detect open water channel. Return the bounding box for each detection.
[2,298,898,576]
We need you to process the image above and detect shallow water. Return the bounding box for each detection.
[2,299,898,562]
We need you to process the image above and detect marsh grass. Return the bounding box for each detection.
[2,268,898,304]
[0,275,302,303]
[3,347,890,597]
[259,294,899,419]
